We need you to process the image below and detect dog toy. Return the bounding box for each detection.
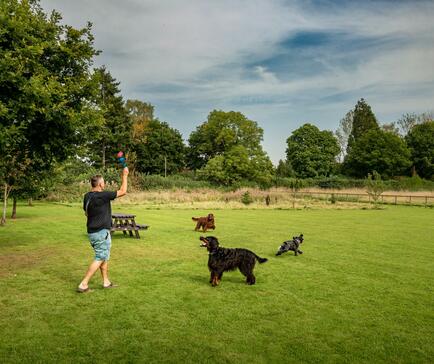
[116,151,127,168]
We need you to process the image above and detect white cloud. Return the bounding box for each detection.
[39,0,434,162]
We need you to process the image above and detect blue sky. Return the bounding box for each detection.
[40,0,434,163]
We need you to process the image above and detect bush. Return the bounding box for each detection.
[241,191,253,205]
[330,194,336,204]
[366,171,385,204]
[137,174,213,190]
[388,176,434,191]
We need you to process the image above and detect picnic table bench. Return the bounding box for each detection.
[111,213,149,239]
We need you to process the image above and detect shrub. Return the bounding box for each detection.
[366,171,385,205]
[330,194,336,204]
[241,191,253,205]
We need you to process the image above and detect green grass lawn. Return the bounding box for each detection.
[0,203,433,363]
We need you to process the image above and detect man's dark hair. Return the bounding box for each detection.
[90,175,103,188]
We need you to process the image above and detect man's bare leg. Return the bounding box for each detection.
[78,260,103,290]
[99,261,111,287]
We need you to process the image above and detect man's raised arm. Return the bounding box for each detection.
[116,168,129,198]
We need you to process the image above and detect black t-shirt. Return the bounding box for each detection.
[83,191,117,233]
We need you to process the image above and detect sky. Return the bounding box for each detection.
[40,0,434,164]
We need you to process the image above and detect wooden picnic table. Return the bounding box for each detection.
[111,213,149,239]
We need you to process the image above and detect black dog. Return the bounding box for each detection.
[200,236,268,286]
[276,234,304,256]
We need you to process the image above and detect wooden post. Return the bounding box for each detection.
[394,195,397,205]
[425,196,428,207]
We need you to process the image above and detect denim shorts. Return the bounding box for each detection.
[88,229,111,261]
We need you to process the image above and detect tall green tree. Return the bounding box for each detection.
[0,0,99,224]
[126,99,154,144]
[125,99,154,173]
[88,66,131,168]
[405,121,434,179]
[347,98,379,152]
[286,124,340,178]
[187,110,266,170]
[344,129,411,178]
[134,119,186,175]
[188,110,273,185]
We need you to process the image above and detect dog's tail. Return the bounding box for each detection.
[192,217,199,221]
[255,254,268,264]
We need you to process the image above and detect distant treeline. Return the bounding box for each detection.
[1,1,433,222]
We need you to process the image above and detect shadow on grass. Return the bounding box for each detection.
[187,273,248,286]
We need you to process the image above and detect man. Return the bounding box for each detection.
[77,167,129,293]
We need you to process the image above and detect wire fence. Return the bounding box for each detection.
[296,191,434,207]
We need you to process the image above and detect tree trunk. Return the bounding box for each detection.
[28,198,33,206]
[411,165,416,177]
[102,144,106,169]
[1,183,8,226]
[11,197,17,219]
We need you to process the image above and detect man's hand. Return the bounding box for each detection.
[117,167,128,198]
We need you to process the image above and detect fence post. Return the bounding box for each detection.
[394,195,397,205]
[425,196,428,207]
[409,195,412,204]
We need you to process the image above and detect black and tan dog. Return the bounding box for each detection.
[200,236,268,286]
[276,234,304,256]
[192,213,215,232]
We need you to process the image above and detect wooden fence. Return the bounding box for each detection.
[295,191,434,206]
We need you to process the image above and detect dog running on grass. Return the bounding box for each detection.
[275,234,304,256]
[200,236,268,286]
[192,213,215,232]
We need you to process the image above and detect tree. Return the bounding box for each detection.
[199,145,274,186]
[187,110,266,170]
[397,113,419,136]
[344,129,411,178]
[335,110,353,163]
[276,159,294,178]
[87,67,131,168]
[366,171,385,207]
[126,99,153,144]
[189,110,273,185]
[405,121,434,179]
[125,99,154,174]
[397,112,434,136]
[381,122,399,135]
[0,0,99,224]
[286,124,340,178]
[134,119,186,175]
[347,98,379,152]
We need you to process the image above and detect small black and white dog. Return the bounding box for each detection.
[276,234,304,256]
